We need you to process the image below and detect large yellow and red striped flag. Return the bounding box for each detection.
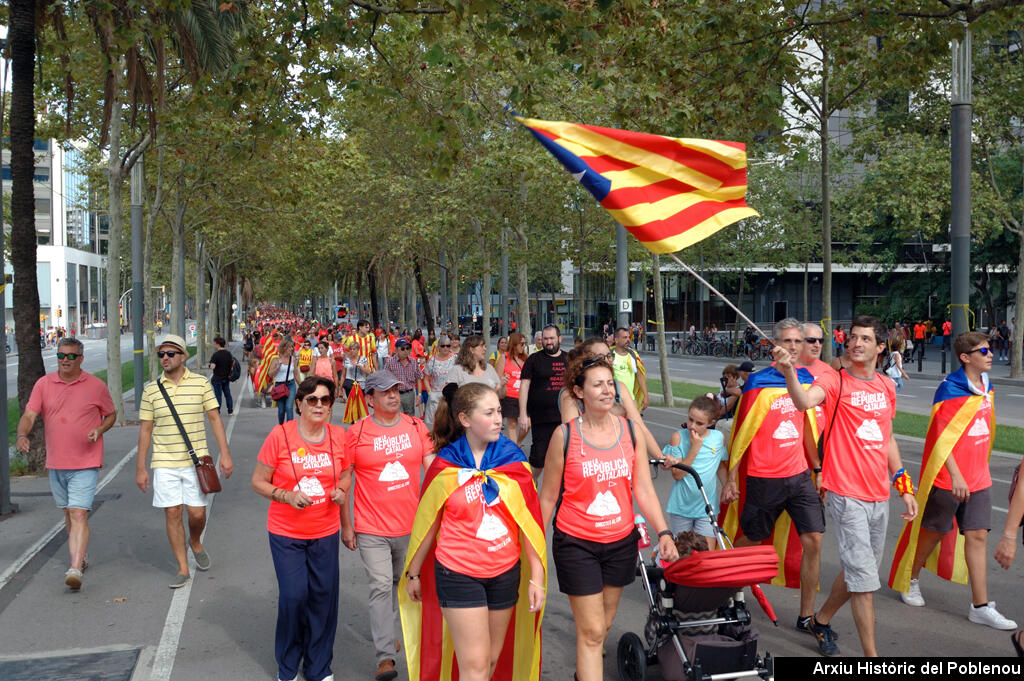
[514,115,758,254]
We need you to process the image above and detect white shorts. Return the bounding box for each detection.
[152,466,210,508]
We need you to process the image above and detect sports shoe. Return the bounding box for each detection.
[64,568,83,591]
[169,573,190,589]
[194,549,211,571]
[797,615,839,638]
[968,602,1018,630]
[900,579,925,607]
[375,660,397,681]
[811,619,841,657]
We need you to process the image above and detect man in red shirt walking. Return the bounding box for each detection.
[778,315,917,657]
[342,370,435,681]
[17,337,116,590]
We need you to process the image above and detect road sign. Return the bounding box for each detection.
[619,298,633,313]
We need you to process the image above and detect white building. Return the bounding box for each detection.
[2,139,108,337]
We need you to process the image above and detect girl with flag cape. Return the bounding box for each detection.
[400,383,546,681]
[889,333,1014,630]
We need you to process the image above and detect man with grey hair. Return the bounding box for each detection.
[721,317,825,637]
[18,337,116,590]
[799,322,833,379]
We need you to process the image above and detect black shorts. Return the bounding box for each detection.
[921,486,992,534]
[434,560,520,610]
[552,526,639,596]
[740,472,825,542]
[529,421,559,469]
[500,396,520,421]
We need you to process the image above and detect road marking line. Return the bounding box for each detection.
[1008,394,1024,398]
[149,378,246,681]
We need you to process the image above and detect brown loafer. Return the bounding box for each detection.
[375,659,397,681]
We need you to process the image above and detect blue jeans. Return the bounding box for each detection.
[211,377,233,413]
[269,531,340,681]
[276,380,296,424]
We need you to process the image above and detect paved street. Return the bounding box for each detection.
[1,355,1023,680]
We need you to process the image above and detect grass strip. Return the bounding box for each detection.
[648,377,1024,454]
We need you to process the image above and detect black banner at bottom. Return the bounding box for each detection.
[774,657,1023,680]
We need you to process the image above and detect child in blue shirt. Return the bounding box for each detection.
[663,395,728,550]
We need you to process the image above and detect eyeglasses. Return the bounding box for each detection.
[581,354,612,370]
[965,347,991,356]
[157,350,181,358]
[803,337,823,344]
[302,395,334,406]
[56,352,80,360]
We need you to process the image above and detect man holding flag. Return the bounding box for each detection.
[888,332,1016,631]
[720,318,824,635]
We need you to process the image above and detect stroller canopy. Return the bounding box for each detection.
[664,545,778,588]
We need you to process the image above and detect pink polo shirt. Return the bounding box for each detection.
[27,371,115,470]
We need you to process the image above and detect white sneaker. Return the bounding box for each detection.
[968,602,1018,630]
[900,579,925,607]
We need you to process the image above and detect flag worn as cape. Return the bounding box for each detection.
[514,115,759,254]
[888,369,995,592]
[343,382,368,424]
[253,340,280,394]
[400,435,546,681]
[719,365,817,588]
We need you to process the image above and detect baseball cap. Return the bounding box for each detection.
[158,334,187,353]
[738,361,755,373]
[395,339,411,349]
[364,370,402,394]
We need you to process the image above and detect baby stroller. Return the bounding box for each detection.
[617,462,777,681]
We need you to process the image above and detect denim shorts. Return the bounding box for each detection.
[434,560,520,610]
[49,468,100,510]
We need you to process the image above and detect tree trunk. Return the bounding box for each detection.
[145,144,165,383]
[803,262,809,322]
[171,183,186,337]
[413,258,435,339]
[10,0,46,470]
[1011,232,1023,378]
[652,253,672,407]
[449,256,459,333]
[368,263,380,329]
[196,236,206,357]
[513,220,532,342]
[820,47,834,362]
[105,98,126,422]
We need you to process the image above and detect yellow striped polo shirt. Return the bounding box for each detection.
[139,368,220,468]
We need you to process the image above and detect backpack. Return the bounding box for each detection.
[230,356,242,382]
[883,352,900,378]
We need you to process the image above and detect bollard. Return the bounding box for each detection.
[941,349,946,375]
[917,348,923,373]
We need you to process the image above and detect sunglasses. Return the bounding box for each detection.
[439,343,451,347]
[56,352,80,360]
[803,337,823,344]
[581,354,612,370]
[157,350,181,358]
[965,347,991,356]
[302,395,334,406]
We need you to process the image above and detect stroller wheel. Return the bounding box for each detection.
[616,632,647,681]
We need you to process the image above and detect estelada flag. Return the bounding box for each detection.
[719,365,818,588]
[888,369,995,592]
[343,382,368,424]
[400,435,546,681]
[514,115,758,254]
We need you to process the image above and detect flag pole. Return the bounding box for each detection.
[665,252,772,341]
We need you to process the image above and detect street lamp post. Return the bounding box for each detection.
[950,26,972,337]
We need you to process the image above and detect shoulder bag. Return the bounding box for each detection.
[270,356,293,401]
[156,379,222,494]
[817,368,843,464]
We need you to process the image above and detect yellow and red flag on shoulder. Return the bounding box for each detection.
[514,115,758,254]
[719,365,818,588]
[400,436,546,681]
[889,369,995,592]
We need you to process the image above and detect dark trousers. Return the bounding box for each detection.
[211,377,233,413]
[268,531,340,681]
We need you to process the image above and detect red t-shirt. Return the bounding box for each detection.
[802,359,833,438]
[434,473,521,578]
[346,414,433,536]
[933,392,993,492]
[747,390,807,478]
[330,342,345,370]
[27,371,115,470]
[914,324,926,340]
[942,321,952,336]
[258,421,348,539]
[556,417,635,543]
[502,354,524,399]
[815,370,896,502]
